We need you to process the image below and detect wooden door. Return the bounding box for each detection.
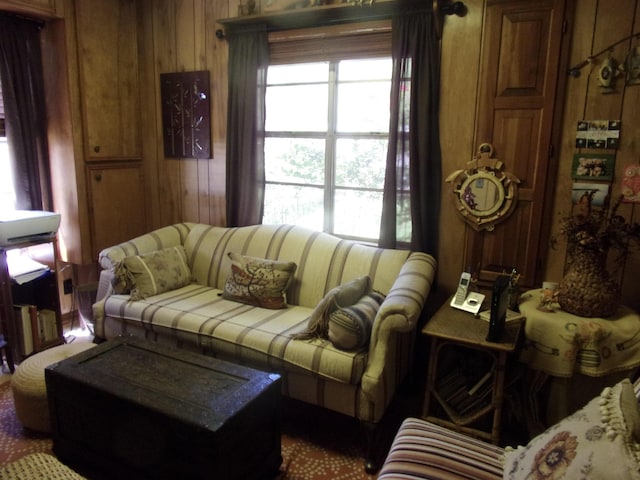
[87,164,147,257]
[466,0,573,288]
[76,0,141,160]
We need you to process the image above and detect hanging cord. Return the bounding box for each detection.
[569,32,640,77]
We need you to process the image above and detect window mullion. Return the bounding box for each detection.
[324,61,338,234]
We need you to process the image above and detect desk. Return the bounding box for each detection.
[518,289,640,429]
[421,302,524,444]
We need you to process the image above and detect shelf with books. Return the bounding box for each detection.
[421,303,524,445]
[433,353,497,424]
[0,236,63,370]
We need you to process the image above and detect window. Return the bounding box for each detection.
[263,58,392,243]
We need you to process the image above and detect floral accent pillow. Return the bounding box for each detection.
[503,379,640,480]
[113,246,192,301]
[222,252,297,309]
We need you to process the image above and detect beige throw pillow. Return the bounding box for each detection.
[222,252,297,309]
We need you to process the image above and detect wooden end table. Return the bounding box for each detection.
[421,301,524,444]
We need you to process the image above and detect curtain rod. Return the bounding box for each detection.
[216,1,467,40]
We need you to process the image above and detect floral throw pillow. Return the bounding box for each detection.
[503,378,640,480]
[113,246,192,301]
[222,252,297,309]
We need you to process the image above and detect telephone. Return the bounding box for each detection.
[450,272,485,314]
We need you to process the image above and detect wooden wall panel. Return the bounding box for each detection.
[137,0,231,228]
[206,0,229,226]
[437,0,485,295]
[152,2,182,225]
[543,0,640,311]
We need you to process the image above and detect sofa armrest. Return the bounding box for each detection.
[361,252,437,397]
[92,269,115,339]
[98,223,194,270]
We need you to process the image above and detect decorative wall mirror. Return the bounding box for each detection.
[445,143,520,231]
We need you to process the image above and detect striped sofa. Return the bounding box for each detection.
[92,223,436,440]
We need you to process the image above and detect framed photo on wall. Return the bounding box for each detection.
[571,153,615,181]
[572,182,609,208]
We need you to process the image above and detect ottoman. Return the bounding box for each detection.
[0,453,86,480]
[11,342,96,432]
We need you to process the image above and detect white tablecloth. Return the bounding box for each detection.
[518,289,640,378]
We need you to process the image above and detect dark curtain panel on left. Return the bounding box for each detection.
[0,14,52,211]
[225,25,269,227]
[380,11,441,256]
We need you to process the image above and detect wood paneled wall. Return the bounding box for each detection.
[138,0,234,228]
[128,0,640,311]
[544,0,640,312]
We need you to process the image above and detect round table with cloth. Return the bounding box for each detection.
[517,289,640,431]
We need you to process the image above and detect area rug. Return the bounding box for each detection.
[0,381,378,479]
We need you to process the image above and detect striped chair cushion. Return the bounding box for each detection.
[378,417,504,480]
[103,284,369,384]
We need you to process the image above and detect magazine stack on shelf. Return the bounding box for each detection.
[6,249,50,285]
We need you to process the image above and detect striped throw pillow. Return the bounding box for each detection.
[328,291,385,351]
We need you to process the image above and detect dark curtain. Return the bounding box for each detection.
[0,14,52,211]
[379,12,441,255]
[225,25,269,227]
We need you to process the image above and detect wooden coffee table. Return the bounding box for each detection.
[45,336,281,480]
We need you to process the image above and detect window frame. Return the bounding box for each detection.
[264,22,393,242]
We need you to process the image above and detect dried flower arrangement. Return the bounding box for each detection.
[560,192,640,264]
[557,192,640,317]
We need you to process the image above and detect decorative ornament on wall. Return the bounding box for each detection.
[445,143,521,232]
[597,56,621,93]
[623,45,640,86]
[160,71,211,159]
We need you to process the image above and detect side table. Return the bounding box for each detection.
[518,289,640,429]
[421,301,524,444]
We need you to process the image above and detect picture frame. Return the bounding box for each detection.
[571,182,609,207]
[571,153,615,181]
[160,71,211,159]
[575,120,620,149]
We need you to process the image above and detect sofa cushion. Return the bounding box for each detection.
[503,378,640,480]
[222,252,297,309]
[113,246,192,301]
[102,284,368,385]
[328,291,385,351]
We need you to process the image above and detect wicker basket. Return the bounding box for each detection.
[557,248,620,318]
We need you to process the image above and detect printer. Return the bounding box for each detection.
[0,210,61,247]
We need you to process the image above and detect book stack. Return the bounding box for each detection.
[436,361,495,418]
[14,305,58,356]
